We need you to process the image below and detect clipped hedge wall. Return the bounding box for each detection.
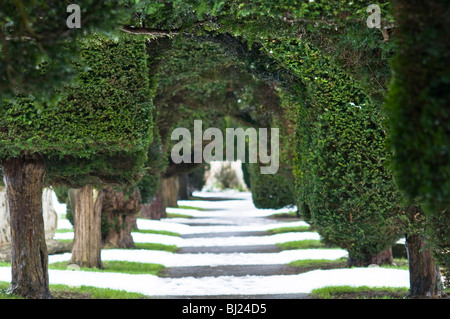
[248,163,296,209]
[269,40,402,264]
[0,34,154,188]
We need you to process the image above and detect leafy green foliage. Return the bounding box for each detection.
[0,34,154,187]
[267,40,402,263]
[188,163,208,192]
[0,0,132,101]
[248,163,296,209]
[138,125,167,204]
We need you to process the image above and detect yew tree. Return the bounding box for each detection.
[385,0,450,294]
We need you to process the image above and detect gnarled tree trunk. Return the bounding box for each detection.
[402,206,443,298]
[405,234,443,298]
[101,187,141,249]
[347,247,394,267]
[2,157,51,299]
[69,186,103,269]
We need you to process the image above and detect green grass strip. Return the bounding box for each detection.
[269,211,300,219]
[54,228,73,233]
[49,260,165,276]
[46,240,178,253]
[310,285,409,299]
[133,229,180,237]
[177,205,208,211]
[277,239,328,250]
[288,258,347,268]
[166,212,193,219]
[0,281,146,299]
[134,242,178,253]
[268,225,311,234]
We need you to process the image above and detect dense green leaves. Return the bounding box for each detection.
[0,35,154,187]
[0,0,132,102]
[385,0,450,213]
[248,164,296,209]
[385,0,450,283]
[266,40,401,262]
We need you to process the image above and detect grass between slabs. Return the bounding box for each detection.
[1,260,165,276]
[51,239,179,253]
[310,285,410,299]
[49,260,165,276]
[0,261,164,299]
[0,281,146,299]
[287,258,348,269]
[133,229,181,237]
[134,242,179,253]
[277,239,330,250]
[177,205,208,211]
[166,212,193,219]
[269,211,300,219]
[268,225,311,234]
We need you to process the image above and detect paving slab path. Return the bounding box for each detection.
[154,192,333,299]
[3,190,408,299]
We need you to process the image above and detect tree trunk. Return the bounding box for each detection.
[161,175,179,210]
[370,247,394,265]
[101,187,141,249]
[141,199,163,220]
[347,248,394,267]
[178,173,190,200]
[402,205,443,298]
[69,186,103,269]
[140,176,179,220]
[2,157,51,299]
[405,234,443,298]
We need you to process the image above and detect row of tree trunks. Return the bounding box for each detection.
[0,159,444,299]
[0,157,175,298]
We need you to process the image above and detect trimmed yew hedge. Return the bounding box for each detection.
[248,163,296,209]
[268,40,402,264]
[0,34,154,187]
